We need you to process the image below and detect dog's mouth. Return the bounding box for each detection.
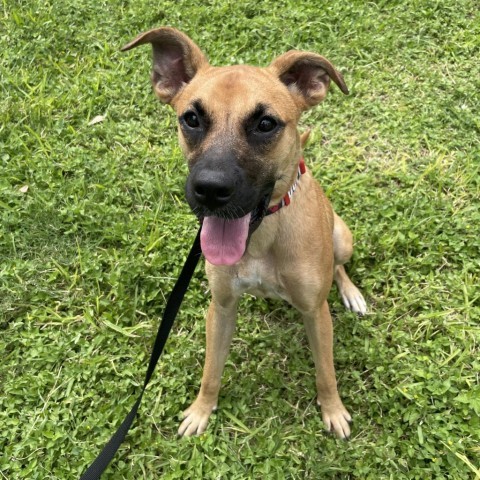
[199,192,272,266]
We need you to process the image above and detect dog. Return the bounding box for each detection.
[122,27,366,439]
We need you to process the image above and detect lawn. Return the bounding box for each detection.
[1,0,479,478]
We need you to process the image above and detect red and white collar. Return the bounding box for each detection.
[266,158,306,216]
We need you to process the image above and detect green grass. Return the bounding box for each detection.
[1,0,479,478]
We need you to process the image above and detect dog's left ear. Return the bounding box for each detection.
[121,27,209,104]
[268,51,349,110]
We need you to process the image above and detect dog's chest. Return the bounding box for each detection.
[232,256,290,302]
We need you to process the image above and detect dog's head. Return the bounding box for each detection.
[122,27,348,265]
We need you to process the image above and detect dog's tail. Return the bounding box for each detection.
[300,128,311,148]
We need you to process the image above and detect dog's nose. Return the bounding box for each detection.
[193,170,235,210]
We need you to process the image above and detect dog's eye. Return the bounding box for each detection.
[183,111,200,128]
[257,116,277,133]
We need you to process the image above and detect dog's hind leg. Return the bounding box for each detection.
[332,213,367,314]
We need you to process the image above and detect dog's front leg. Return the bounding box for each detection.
[178,298,238,436]
[303,301,352,439]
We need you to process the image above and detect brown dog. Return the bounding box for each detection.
[122,27,366,439]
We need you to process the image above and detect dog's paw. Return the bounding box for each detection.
[339,284,367,315]
[319,401,352,439]
[178,400,216,437]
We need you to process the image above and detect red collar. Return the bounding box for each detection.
[266,158,306,216]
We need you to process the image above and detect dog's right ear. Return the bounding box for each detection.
[121,27,208,104]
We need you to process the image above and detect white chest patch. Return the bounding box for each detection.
[232,257,291,302]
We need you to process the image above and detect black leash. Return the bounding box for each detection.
[80,227,202,480]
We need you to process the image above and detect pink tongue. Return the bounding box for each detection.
[201,213,252,266]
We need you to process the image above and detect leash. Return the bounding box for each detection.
[80,227,202,480]
[79,160,305,478]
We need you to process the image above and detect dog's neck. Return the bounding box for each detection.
[266,158,306,216]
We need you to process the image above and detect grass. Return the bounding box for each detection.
[1,0,479,478]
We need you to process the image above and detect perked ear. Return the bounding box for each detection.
[121,27,209,104]
[268,50,349,110]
